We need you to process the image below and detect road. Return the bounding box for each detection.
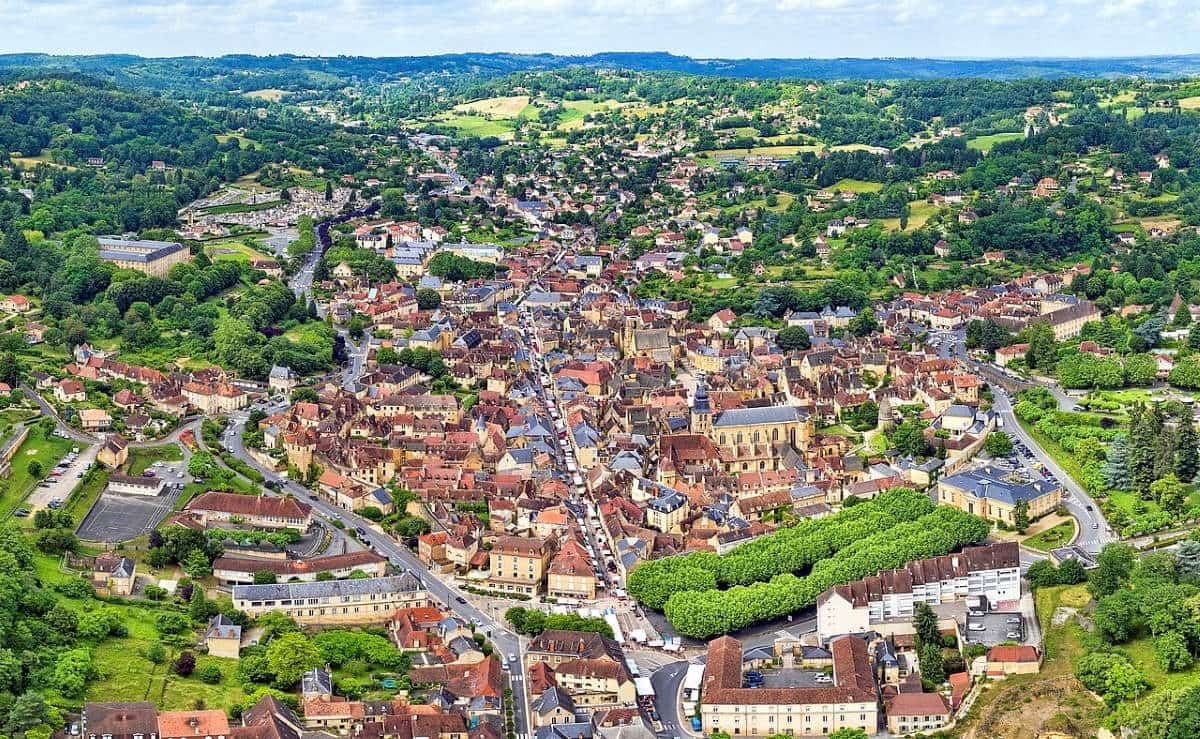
[991,386,1115,553]
[930,330,1114,553]
[222,413,530,738]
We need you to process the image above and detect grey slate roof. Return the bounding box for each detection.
[712,405,805,427]
[232,572,423,601]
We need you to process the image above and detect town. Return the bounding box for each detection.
[2,46,1200,739]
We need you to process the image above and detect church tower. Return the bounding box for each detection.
[691,378,712,435]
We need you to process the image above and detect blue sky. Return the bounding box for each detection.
[3,0,1198,58]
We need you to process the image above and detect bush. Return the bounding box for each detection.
[174,651,197,677]
[196,663,223,684]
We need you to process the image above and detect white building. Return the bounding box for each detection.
[815,542,1020,640]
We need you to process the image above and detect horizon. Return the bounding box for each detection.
[3,0,1199,60]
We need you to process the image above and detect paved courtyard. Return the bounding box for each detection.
[77,484,183,542]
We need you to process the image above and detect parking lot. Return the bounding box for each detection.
[965,611,1026,647]
[26,444,96,514]
[754,667,833,689]
[76,485,183,542]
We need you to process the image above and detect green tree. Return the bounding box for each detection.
[27,460,42,479]
[913,602,940,646]
[1152,474,1189,518]
[776,326,811,351]
[254,570,278,584]
[1176,420,1199,483]
[1013,500,1030,533]
[182,548,213,579]
[415,289,442,311]
[266,631,322,688]
[1091,544,1136,597]
[1026,559,1060,589]
[984,431,1013,457]
[1156,631,1194,672]
[847,307,879,337]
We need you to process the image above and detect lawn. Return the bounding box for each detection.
[62,467,110,527]
[203,235,274,263]
[433,114,515,138]
[967,132,1024,153]
[1023,519,1076,551]
[879,200,939,232]
[243,88,287,102]
[554,99,624,130]
[0,428,73,518]
[829,178,883,193]
[128,445,184,476]
[829,143,890,154]
[1179,96,1200,110]
[453,95,531,118]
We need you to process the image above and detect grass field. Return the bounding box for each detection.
[453,95,531,118]
[1179,96,1200,110]
[434,114,515,138]
[0,428,73,518]
[244,88,287,102]
[1023,519,1076,551]
[62,467,110,527]
[830,143,890,154]
[203,235,273,263]
[555,99,623,130]
[702,144,821,160]
[880,200,939,232]
[11,150,78,171]
[216,132,255,149]
[829,178,883,193]
[128,445,184,476]
[967,132,1024,153]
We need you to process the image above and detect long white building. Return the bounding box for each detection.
[815,542,1020,640]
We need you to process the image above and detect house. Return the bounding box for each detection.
[699,636,877,737]
[487,535,555,595]
[81,702,159,739]
[268,365,299,395]
[108,473,166,497]
[1,294,30,312]
[885,692,951,734]
[986,645,1041,678]
[97,238,191,278]
[815,543,1020,640]
[98,434,130,469]
[531,687,577,727]
[56,379,86,403]
[157,710,230,739]
[92,552,136,596]
[80,408,113,431]
[204,614,242,658]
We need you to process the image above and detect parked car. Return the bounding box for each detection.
[1006,617,1022,625]
[1006,631,1022,640]
[967,623,986,632]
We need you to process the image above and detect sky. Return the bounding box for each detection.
[3,0,1199,59]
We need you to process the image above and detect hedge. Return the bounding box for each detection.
[661,506,991,638]
[626,488,934,609]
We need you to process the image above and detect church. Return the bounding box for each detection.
[690,381,813,474]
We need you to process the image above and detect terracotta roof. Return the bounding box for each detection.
[158,710,232,738]
[187,491,311,520]
[886,691,949,716]
[988,645,1039,663]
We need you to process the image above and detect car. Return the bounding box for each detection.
[1006,617,1022,625]
[13,509,28,517]
[508,653,517,663]
[455,596,467,604]
[1086,504,1094,511]
[813,675,833,684]
[1093,521,1100,529]
[143,469,155,477]
[968,610,984,617]
[744,671,764,681]
[1005,631,1022,640]
[967,623,986,632]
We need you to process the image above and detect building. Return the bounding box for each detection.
[693,392,813,474]
[212,549,387,584]
[526,630,625,669]
[182,381,250,414]
[82,702,159,739]
[700,636,877,737]
[204,614,242,658]
[487,535,554,595]
[552,660,636,707]
[232,573,428,625]
[531,687,577,727]
[157,710,230,739]
[92,552,136,596]
[547,538,597,602]
[1043,300,1101,341]
[938,467,1062,525]
[644,486,689,534]
[98,434,130,469]
[108,473,166,497]
[986,645,1041,678]
[815,543,1020,640]
[184,491,313,530]
[885,692,951,735]
[80,408,113,431]
[97,238,191,278]
[268,365,299,395]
